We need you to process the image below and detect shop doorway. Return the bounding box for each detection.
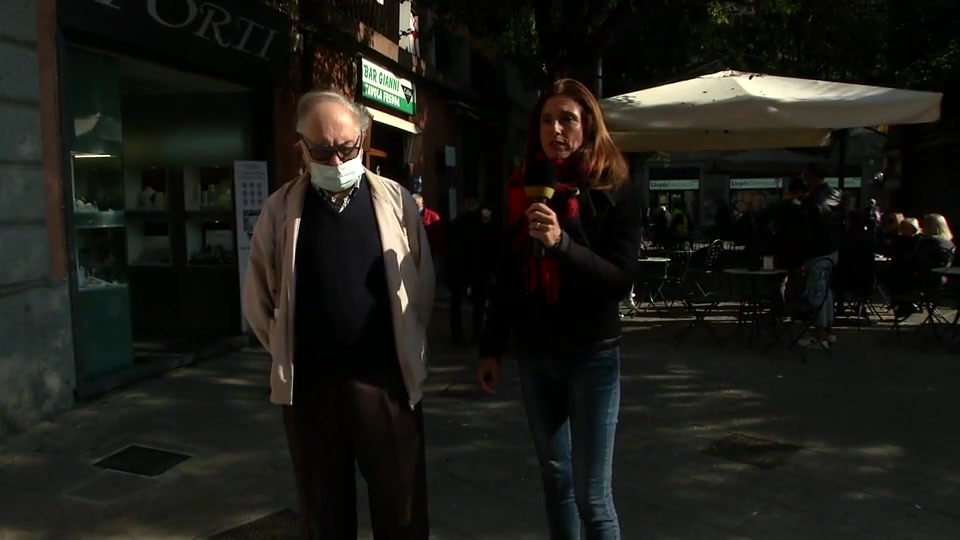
[655,191,699,230]
[367,121,407,185]
[63,46,260,380]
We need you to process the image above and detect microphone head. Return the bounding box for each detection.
[524,156,558,200]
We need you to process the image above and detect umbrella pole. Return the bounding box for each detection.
[836,129,848,189]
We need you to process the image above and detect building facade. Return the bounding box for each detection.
[0,0,532,439]
[1,0,293,439]
[281,0,526,220]
[0,0,75,439]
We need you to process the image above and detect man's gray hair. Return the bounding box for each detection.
[295,90,373,136]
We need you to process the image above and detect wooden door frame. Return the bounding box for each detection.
[366,147,388,169]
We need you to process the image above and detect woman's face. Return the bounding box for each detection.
[539,95,585,160]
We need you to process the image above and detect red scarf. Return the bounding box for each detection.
[507,154,583,303]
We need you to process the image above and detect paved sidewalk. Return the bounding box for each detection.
[2,313,960,538]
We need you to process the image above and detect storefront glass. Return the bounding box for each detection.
[63,46,256,382]
[729,178,784,214]
[648,166,702,230]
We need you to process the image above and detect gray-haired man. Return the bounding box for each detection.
[243,90,435,538]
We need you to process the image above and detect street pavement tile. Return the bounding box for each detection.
[209,508,298,539]
[64,469,156,505]
[702,433,803,469]
[737,484,960,539]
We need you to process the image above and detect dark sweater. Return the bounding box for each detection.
[799,183,844,259]
[479,178,643,359]
[293,179,398,378]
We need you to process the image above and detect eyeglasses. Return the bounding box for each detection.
[300,132,363,162]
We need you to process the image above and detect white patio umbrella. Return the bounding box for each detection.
[601,70,943,152]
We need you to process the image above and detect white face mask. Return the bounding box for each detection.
[309,151,365,192]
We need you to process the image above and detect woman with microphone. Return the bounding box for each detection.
[477,78,642,539]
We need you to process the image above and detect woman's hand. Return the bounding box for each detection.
[478,357,500,394]
[526,203,562,249]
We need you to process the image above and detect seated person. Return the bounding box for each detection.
[893,217,922,257]
[876,212,904,256]
[890,214,955,317]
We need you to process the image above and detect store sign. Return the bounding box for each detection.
[649,179,700,191]
[62,0,292,80]
[844,178,862,188]
[825,177,863,189]
[361,58,416,115]
[730,178,782,190]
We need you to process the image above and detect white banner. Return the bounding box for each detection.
[730,178,782,190]
[844,178,862,188]
[234,160,270,332]
[649,179,700,191]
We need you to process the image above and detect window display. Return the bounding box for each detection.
[729,178,784,215]
[125,166,179,265]
[70,153,128,289]
[185,165,236,266]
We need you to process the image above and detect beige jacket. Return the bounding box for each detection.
[242,170,435,408]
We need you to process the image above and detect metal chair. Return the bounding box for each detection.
[674,240,726,346]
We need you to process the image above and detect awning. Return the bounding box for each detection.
[602,70,942,152]
[609,128,832,152]
[369,107,421,134]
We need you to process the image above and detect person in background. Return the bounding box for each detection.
[877,211,904,256]
[477,78,642,539]
[798,163,843,348]
[413,192,444,258]
[243,90,435,539]
[668,205,690,248]
[649,204,670,247]
[446,198,499,343]
[767,177,808,312]
[917,213,955,266]
[864,198,881,237]
[897,217,922,253]
[889,214,954,318]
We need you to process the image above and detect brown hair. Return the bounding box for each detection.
[524,79,629,191]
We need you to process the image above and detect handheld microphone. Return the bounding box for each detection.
[524,158,558,258]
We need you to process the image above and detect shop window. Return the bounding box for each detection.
[63,46,259,383]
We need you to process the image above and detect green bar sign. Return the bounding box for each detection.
[361,58,416,115]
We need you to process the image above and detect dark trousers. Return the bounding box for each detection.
[282,371,428,540]
[518,347,622,540]
[449,275,488,341]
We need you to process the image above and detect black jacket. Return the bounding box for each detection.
[478,178,643,360]
[767,198,807,270]
[800,182,843,259]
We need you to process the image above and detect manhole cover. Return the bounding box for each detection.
[702,433,802,469]
[210,508,299,539]
[93,444,191,477]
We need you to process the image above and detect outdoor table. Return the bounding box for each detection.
[931,267,960,277]
[723,268,789,348]
[630,257,672,313]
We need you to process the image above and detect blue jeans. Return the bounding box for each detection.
[518,347,621,540]
[804,251,838,328]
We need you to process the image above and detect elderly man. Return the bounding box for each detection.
[243,90,434,539]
